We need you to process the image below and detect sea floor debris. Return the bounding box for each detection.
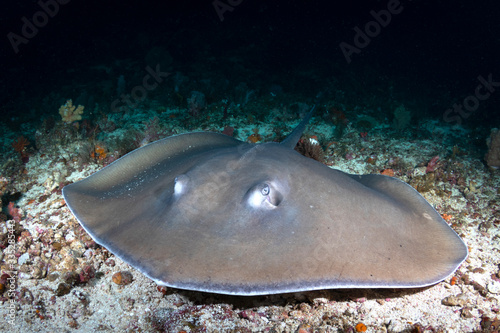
[0,105,499,332]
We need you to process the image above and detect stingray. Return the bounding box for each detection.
[63,107,467,295]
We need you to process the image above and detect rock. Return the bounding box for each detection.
[112,271,133,285]
[442,294,468,307]
[55,283,72,296]
[18,252,30,265]
[31,266,44,279]
[487,280,500,294]
[47,272,59,282]
[461,307,474,318]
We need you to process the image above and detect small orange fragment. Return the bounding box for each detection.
[112,271,133,285]
[441,213,453,221]
[157,285,168,295]
[450,276,458,285]
[326,141,338,148]
[355,322,367,332]
[96,145,107,159]
[381,168,395,177]
[91,144,107,160]
[247,133,262,143]
[366,156,376,165]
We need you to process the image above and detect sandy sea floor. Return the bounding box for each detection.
[1,109,499,333]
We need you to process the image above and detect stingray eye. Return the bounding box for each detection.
[245,182,283,209]
[261,184,270,196]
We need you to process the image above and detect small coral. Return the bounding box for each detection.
[247,133,262,143]
[426,155,440,173]
[11,136,30,163]
[59,99,84,123]
[222,126,234,137]
[90,144,107,161]
[11,136,30,153]
[295,137,325,162]
[485,128,500,169]
[393,104,411,130]
[187,91,206,117]
[8,202,22,222]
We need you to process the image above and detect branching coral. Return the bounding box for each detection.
[59,99,84,123]
[12,136,30,153]
[12,136,30,163]
[295,137,325,162]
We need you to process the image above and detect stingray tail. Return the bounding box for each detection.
[280,105,316,149]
